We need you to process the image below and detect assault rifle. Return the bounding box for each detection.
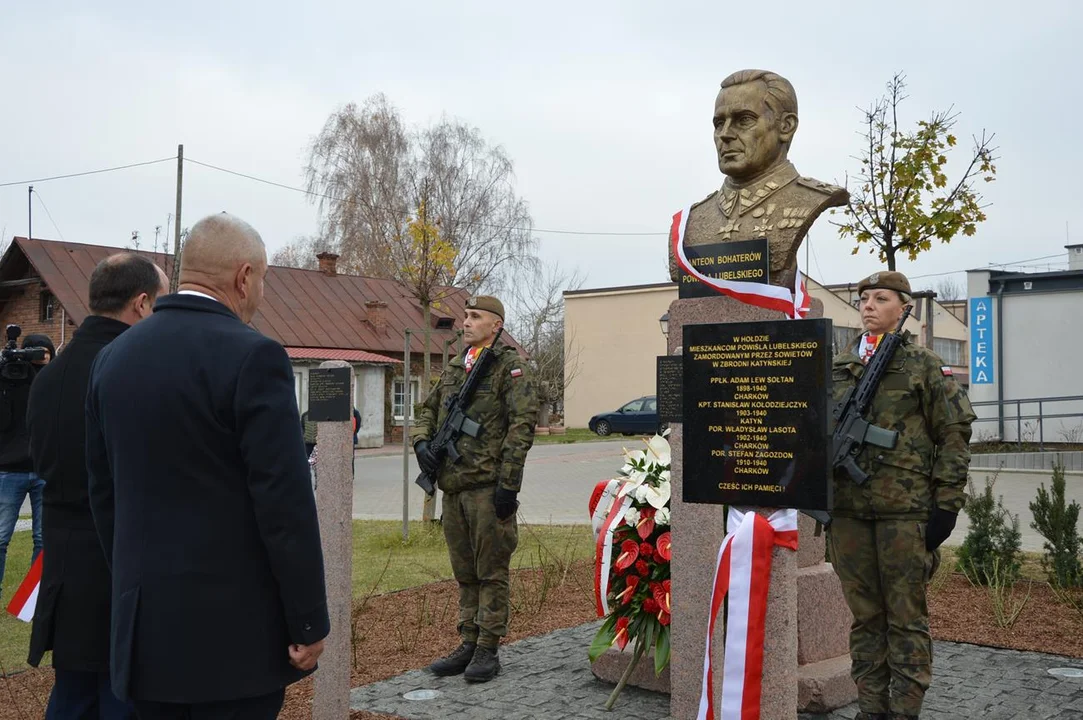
[414,327,505,496]
[831,306,913,487]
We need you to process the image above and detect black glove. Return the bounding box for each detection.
[925,507,957,551]
[494,487,519,521]
[414,440,439,475]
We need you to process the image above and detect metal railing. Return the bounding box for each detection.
[970,394,1083,450]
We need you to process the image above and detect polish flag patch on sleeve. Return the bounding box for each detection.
[941,366,953,376]
[510,368,523,378]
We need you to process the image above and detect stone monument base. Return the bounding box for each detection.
[591,647,671,694]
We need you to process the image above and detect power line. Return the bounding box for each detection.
[185,157,665,237]
[908,253,1070,280]
[33,190,65,242]
[0,157,177,188]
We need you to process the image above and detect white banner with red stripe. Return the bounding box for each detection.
[590,479,633,617]
[697,508,799,720]
[5,552,43,623]
[670,208,811,319]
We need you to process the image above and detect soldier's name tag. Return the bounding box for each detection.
[510,368,523,378]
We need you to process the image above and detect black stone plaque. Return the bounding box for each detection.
[656,356,683,423]
[678,238,770,299]
[681,318,832,510]
[308,367,352,422]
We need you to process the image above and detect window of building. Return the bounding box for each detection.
[933,338,966,366]
[393,378,420,422]
[40,291,56,322]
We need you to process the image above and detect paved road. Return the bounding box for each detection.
[352,439,633,526]
[351,441,1083,552]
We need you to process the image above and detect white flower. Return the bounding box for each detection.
[645,435,671,468]
[655,507,671,526]
[645,480,671,509]
[623,506,640,527]
[633,483,650,503]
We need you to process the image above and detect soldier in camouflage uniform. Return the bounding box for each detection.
[411,295,538,683]
[829,271,975,720]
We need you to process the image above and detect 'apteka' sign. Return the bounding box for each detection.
[969,297,993,385]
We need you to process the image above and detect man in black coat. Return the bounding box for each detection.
[86,213,329,720]
[27,252,168,719]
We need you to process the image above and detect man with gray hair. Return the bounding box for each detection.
[28,252,168,720]
[87,213,328,720]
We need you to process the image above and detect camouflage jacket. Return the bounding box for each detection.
[411,345,539,494]
[831,336,976,519]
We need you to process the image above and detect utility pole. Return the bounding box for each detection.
[911,290,937,349]
[27,186,33,240]
[170,144,184,292]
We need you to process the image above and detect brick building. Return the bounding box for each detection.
[0,236,518,446]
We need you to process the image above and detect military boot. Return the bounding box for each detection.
[429,641,476,676]
[889,715,919,720]
[855,713,888,720]
[464,645,501,683]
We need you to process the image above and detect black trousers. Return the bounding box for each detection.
[46,669,132,720]
[132,688,284,720]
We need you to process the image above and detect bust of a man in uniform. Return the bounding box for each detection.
[669,69,848,290]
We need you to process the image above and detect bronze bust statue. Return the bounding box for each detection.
[669,69,848,290]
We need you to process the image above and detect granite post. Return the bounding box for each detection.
[669,295,827,720]
[312,360,355,720]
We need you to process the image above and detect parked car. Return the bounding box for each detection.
[588,396,660,436]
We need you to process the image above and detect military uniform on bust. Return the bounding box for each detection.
[668,69,847,291]
[411,295,538,684]
[828,271,975,720]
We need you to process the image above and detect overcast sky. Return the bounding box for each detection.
[1,1,1080,295]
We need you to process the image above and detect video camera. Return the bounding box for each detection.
[0,325,45,382]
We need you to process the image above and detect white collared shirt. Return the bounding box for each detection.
[178,289,221,304]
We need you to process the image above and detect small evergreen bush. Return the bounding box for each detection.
[1030,460,1083,590]
[957,471,1023,585]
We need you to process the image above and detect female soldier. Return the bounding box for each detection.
[829,271,975,720]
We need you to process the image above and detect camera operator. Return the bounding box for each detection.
[0,329,53,602]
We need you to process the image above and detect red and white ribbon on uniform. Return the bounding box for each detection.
[697,508,799,720]
[671,208,811,319]
[6,552,43,623]
[589,479,633,617]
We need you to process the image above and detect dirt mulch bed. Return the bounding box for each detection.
[929,572,1083,658]
[5,563,1082,720]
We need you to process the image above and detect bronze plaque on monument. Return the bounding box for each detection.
[681,319,831,509]
[678,238,770,299]
[308,367,352,422]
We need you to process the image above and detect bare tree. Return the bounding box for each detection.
[834,73,998,270]
[505,261,585,427]
[935,276,965,302]
[304,95,537,293]
[270,235,327,270]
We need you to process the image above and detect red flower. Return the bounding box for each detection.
[642,597,660,614]
[636,507,656,540]
[634,559,650,577]
[614,540,639,572]
[639,541,654,559]
[656,532,672,562]
[614,616,630,650]
[657,608,671,626]
[615,575,640,605]
[653,579,671,615]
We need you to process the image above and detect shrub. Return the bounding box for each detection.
[957,471,1023,585]
[1029,460,1083,590]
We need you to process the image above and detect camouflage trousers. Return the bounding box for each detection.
[442,485,519,649]
[829,517,939,716]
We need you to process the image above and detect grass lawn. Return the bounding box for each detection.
[0,519,593,674]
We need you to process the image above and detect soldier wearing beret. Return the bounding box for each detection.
[829,271,976,720]
[411,295,538,683]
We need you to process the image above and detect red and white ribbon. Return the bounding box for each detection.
[671,208,810,319]
[697,508,799,720]
[590,479,633,617]
[6,552,43,623]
